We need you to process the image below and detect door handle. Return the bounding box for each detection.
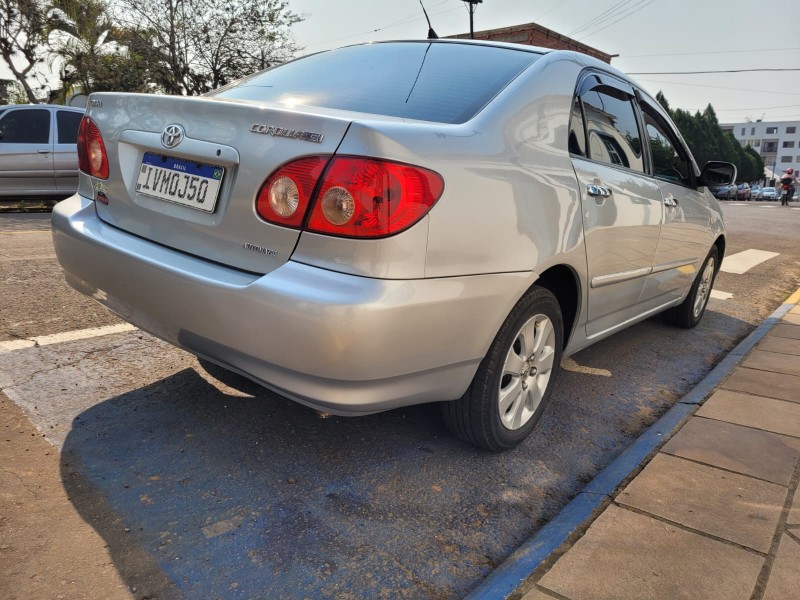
[586,184,612,198]
[664,195,678,208]
[36,149,51,154]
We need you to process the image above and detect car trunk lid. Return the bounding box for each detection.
[81,93,351,274]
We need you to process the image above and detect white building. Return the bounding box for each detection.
[721,120,800,183]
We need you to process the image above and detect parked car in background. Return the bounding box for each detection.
[52,40,732,451]
[737,182,751,200]
[0,104,85,197]
[762,186,778,200]
[711,183,737,200]
[751,184,763,200]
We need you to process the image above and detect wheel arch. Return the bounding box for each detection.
[533,264,581,351]
[713,234,726,273]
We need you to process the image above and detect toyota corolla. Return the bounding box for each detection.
[52,40,733,450]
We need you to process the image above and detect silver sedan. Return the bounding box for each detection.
[52,40,731,450]
[0,104,84,197]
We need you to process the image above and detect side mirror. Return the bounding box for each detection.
[699,161,737,187]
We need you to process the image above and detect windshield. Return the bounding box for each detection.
[211,42,540,124]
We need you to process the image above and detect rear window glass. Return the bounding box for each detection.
[211,42,540,124]
[57,110,83,144]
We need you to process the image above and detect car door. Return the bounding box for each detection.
[54,109,83,191]
[569,73,664,338]
[0,107,55,195]
[638,98,714,305]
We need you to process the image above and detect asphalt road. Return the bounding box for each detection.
[1,201,799,599]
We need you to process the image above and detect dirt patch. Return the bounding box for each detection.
[0,393,133,600]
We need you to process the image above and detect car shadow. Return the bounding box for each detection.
[60,307,754,600]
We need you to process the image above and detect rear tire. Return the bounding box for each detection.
[441,286,563,451]
[664,246,718,329]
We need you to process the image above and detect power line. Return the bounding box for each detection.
[622,47,800,58]
[688,104,800,112]
[756,114,800,119]
[629,68,800,75]
[635,77,800,97]
[303,0,456,51]
[536,0,575,21]
[577,0,659,41]
[567,0,640,37]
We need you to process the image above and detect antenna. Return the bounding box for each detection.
[420,1,438,39]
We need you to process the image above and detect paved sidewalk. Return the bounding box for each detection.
[515,301,800,600]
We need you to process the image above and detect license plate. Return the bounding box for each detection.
[136,152,224,212]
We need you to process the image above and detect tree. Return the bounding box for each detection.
[110,0,302,96]
[47,0,161,96]
[188,0,301,91]
[0,79,27,103]
[0,0,49,103]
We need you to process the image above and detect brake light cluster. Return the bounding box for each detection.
[77,116,109,179]
[256,156,444,238]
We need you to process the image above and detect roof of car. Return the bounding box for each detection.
[366,38,552,55]
[0,103,84,111]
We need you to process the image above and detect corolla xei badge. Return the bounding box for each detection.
[250,124,324,143]
[161,124,185,149]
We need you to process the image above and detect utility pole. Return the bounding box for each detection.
[462,0,482,39]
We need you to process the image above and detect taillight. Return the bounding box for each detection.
[77,116,109,179]
[307,157,443,238]
[256,156,444,238]
[256,156,328,227]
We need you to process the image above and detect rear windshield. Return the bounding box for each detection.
[211,42,540,124]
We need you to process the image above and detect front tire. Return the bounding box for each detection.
[664,246,718,328]
[441,286,563,451]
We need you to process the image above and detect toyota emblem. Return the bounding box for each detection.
[161,124,185,149]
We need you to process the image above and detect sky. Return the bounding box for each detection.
[288,0,800,124]
[3,0,798,124]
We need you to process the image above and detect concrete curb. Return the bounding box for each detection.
[465,289,800,600]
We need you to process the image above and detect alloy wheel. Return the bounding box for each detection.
[498,313,556,430]
[693,256,716,319]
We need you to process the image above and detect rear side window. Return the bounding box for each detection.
[0,108,50,144]
[581,88,643,172]
[212,42,540,124]
[57,110,83,144]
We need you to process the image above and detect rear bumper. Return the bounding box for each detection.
[52,195,533,414]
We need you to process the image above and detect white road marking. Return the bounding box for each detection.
[0,323,136,353]
[0,331,187,449]
[561,357,612,377]
[0,339,36,352]
[710,290,733,300]
[720,249,780,275]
